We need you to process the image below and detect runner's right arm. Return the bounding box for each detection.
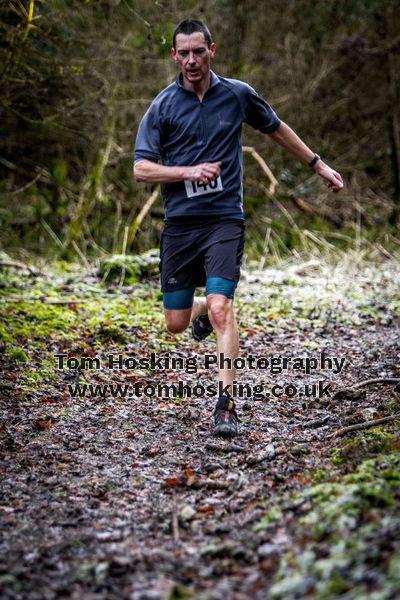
[133,159,221,185]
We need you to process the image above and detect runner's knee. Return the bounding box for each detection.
[163,290,193,333]
[207,295,233,331]
[164,310,191,334]
[166,321,188,334]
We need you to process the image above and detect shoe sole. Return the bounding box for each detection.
[214,423,238,437]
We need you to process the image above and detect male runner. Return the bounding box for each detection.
[134,19,343,437]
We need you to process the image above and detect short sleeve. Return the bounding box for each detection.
[244,85,280,134]
[134,102,163,163]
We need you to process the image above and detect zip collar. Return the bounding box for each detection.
[175,70,221,93]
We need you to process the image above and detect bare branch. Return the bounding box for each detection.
[242,146,278,195]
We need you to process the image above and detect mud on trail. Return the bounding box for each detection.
[0,259,400,599]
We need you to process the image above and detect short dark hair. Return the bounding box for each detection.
[172,19,213,50]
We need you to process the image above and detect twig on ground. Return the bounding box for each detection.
[327,413,400,438]
[119,226,129,287]
[171,497,180,542]
[334,378,400,400]
[0,260,40,275]
[199,479,231,490]
[351,377,400,389]
[302,415,330,429]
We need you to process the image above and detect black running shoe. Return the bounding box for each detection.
[213,396,238,437]
[191,313,213,341]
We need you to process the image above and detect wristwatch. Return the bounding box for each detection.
[308,154,321,168]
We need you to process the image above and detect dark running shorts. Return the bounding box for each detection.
[160,217,245,294]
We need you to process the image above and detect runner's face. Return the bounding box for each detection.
[172,32,216,86]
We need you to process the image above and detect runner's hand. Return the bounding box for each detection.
[314,161,344,193]
[185,162,221,184]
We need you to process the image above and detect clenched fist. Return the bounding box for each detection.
[185,162,222,184]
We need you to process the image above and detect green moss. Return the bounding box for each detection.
[300,454,400,523]
[98,255,140,284]
[314,571,350,598]
[254,505,284,530]
[383,399,400,413]
[1,301,79,343]
[8,347,29,363]
[20,360,60,391]
[266,453,400,599]
[0,574,21,592]
[167,585,193,600]
[391,299,400,315]
[98,249,159,285]
[331,428,396,465]
[95,323,128,344]
[0,326,13,344]
[312,468,328,483]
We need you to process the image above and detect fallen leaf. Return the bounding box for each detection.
[185,468,196,486]
[33,419,51,430]
[164,477,180,487]
[198,505,214,514]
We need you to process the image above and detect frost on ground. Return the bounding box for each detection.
[0,257,399,599]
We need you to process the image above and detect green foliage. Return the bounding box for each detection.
[260,453,400,599]
[255,506,284,530]
[312,468,327,483]
[98,250,159,285]
[7,347,29,363]
[167,584,193,600]
[0,261,169,396]
[95,323,128,344]
[1,0,399,255]
[51,159,68,187]
[384,399,400,413]
[331,428,396,465]
[152,20,176,57]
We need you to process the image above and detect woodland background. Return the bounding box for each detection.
[1,3,400,599]
[1,0,399,260]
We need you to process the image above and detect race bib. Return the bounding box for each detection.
[184,176,223,198]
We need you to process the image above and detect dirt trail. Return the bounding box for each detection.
[1,263,399,599]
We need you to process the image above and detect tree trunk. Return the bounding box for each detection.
[63,109,115,254]
[387,49,400,226]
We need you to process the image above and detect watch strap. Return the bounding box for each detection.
[308,154,321,168]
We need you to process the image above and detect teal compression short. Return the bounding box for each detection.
[160,218,245,310]
[163,276,236,310]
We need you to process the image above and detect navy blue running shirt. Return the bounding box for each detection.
[134,71,281,218]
